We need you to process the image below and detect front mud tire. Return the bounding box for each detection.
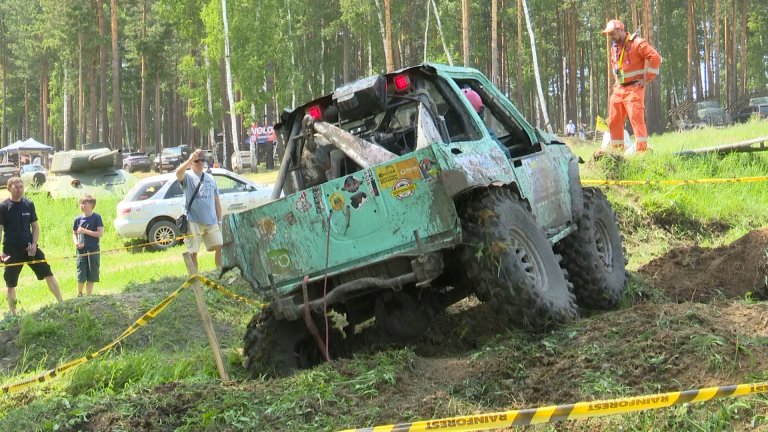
[460,188,577,329]
[243,306,340,377]
[556,188,626,309]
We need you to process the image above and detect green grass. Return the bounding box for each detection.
[0,124,767,430]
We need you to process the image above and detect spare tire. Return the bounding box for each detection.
[460,188,577,329]
[556,188,626,309]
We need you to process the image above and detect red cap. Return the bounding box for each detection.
[462,88,483,113]
[601,19,624,34]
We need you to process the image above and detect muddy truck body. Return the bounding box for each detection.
[221,63,627,375]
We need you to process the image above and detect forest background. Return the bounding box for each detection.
[0,0,766,169]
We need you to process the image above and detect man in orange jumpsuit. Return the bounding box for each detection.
[601,19,662,154]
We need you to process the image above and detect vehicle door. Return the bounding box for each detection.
[212,173,251,215]
[163,179,185,218]
[450,76,572,230]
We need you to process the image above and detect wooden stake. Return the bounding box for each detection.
[183,252,229,381]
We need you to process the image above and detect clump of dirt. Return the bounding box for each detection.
[638,228,768,302]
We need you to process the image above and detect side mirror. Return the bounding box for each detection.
[245,184,255,192]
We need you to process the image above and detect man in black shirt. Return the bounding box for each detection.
[0,177,63,315]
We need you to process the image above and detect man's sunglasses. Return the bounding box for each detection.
[193,159,203,163]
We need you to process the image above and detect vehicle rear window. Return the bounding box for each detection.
[126,180,167,201]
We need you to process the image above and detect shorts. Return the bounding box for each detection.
[184,221,223,253]
[3,244,54,288]
[76,249,100,283]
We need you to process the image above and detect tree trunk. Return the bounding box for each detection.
[521,0,552,133]
[430,0,452,66]
[566,4,577,126]
[89,60,98,145]
[204,45,216,159]
[64,66,72,150]
[139,0,147,152]
[714,0,721,99]
[384,0,393,72]
[462,0,470,66]
[97,0,109,146]
[739,0,747,94]
[0,12,7,148]
[687,0,696,100]
[219,57,232,170]
[40,60,49,144]
[643,0,663,133]
[372,0,389,72]
[221,0,240,168]
[154,73,161,155]
[78,34,85,147]
[515,0,524,107]
[343,24,350,84]
[491,0,498,86]
[703,0,713,99]
[111,0,122,150]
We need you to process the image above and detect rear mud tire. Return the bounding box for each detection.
[243,306,342,377]
[148,220,179,250]
[460,188,577,329]
[556,188,626,309]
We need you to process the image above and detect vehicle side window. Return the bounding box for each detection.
[127,180,168,201]
[453,79,534,156]
[165,181,183,199]
[213,175,242,194]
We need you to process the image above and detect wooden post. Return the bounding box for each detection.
[183,252,229,380]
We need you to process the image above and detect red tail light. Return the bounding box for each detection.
[306,105,322,120]
[393,74,411,92]
[119,208,131,216]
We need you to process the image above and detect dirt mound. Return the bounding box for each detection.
[638,228,768,302]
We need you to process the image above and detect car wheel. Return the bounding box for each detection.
[148,220,180,250]
[32,173,46,186]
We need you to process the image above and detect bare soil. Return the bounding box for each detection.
[638,228,768,302]
[6,229,768,431]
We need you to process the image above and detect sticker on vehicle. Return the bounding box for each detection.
[294,190,312,213]
[364,169,380,197]
[257,217,277,241]
[267,249,293,274]
[375,158,421,189]
[350,192,368,209]
[391,179,416,200]
[329,192,345,211]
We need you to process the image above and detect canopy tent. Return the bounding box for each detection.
[0,138,55,153]
[0,138,55,167]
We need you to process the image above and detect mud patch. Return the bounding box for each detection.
[638,228,768,302]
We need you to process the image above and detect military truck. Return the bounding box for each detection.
[221,63,627,376]
[44,147,137,199]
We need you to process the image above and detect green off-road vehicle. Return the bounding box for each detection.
[220,63,627,375]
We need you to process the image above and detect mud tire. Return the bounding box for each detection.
[243,306,340,377]
[460,188,577,329]
[556,188,626,309]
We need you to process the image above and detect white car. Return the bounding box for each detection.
[114,168,274,250]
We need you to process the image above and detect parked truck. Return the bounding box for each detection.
[220,63,627,376]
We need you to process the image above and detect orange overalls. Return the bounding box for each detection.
[608,35,661,152]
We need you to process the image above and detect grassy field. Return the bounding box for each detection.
[0,123,767,431]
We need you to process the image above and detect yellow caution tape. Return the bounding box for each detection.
[0,232,201,269]
[0,274,261,394]
[338,382,768,431]
[197,276,266,307]
[582,175,768,186]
